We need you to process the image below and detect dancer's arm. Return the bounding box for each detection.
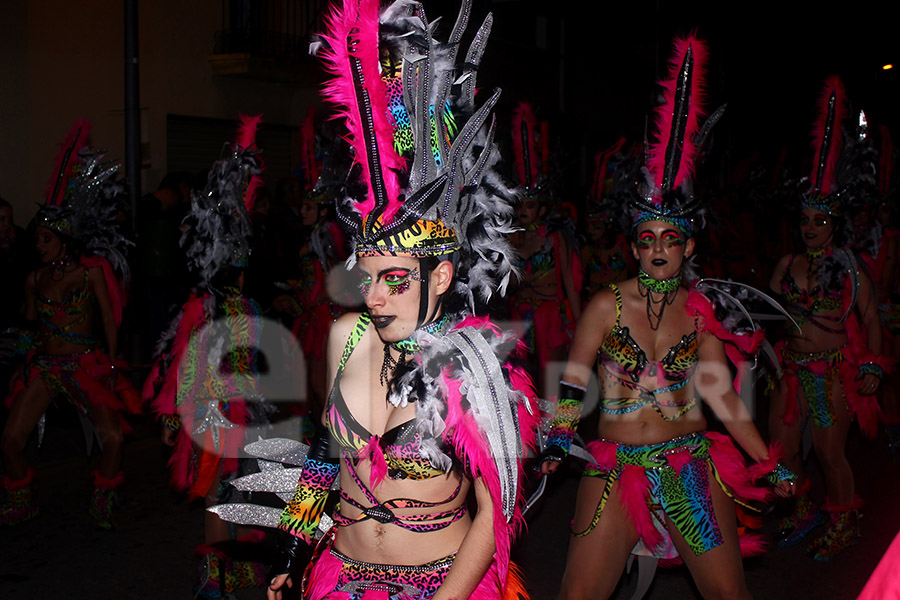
[541,290,613,474]
[698,333,793,497]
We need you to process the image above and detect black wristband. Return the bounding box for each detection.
[268,530,311,581]
[307,429,338,464]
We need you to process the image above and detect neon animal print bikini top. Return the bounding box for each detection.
[324,313,450,481]
[34,269,97,346]
[597,284,699,421]
[779,254,845,333]
[324,313,467,533]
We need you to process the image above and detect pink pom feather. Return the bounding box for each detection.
[617,465,664,550]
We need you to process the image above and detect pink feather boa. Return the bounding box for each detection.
[437,315,541,594]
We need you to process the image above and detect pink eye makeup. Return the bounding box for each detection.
[661,231,685,247]
[636,231,655,249]
[358,267,423,299]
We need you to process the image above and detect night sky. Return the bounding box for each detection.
[405,0,900,192]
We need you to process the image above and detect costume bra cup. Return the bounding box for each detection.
[779,254,843,314]
[35,269,93,319]
[517,234,555,281]
[324,313,448,480]
[597,284,699,421]
[598,284,698,383]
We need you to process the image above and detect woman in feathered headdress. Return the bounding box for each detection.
[540,35,795,599]
[214,2,540,599]
[1,122,137,529]
[142,115,272,597]
[767,77,887,561]
[507,101,582,394]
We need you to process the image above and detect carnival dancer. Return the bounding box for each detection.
[581,138,635,299]
[212,1,541,599]
[541,36,795,600]
[508,101,582,394]
[142,116,271,597]
[272,107,349,421]
[1,122,136,528]
[768,77,887,561]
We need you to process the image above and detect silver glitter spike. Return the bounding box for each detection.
[37,414,46,448]
[244,437,310,466]
[229,467,304,501]
[207,503,283,528]
[192,399,237,451]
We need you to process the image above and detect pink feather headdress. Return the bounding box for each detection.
[236,113,264,214]
[313,0,516,303]
[632,34,722,236]
[45,120,91,208]
[298,105,322,196]
[511,101,546,195]
[646,35,709,194]
[318,0,404,232]
[806,76,849,205]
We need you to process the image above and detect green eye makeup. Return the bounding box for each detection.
[358,267,423,299]
[636,232,655,249]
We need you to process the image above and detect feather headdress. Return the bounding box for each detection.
[37,121,131,284]
[298,105,322,197]
[317,0,516,303]
[511,101,549,197]
[632,34,723,236]
[181,114,263,292]
[801,77,876,218]
[803,76,849,215]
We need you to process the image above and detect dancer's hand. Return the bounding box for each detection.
[161,427,176,447]
[773,480,795,498]
[267,573,292,600]
[856,373,880,396]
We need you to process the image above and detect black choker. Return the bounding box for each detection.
[637,273,679,331]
